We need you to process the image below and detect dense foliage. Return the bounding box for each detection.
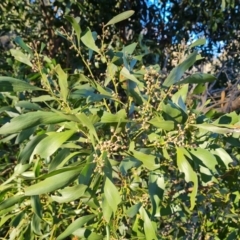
[0,1,240,239]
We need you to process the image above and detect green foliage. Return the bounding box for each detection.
[0,9,240,240]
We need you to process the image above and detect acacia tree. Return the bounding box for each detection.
[0,1,240,239]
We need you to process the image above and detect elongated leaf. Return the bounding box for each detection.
[10,210,26,227]
[14,36,33,55]
[0,77,43,92]
[54,151,82,169]
[163,51,197,87]
[18,134,47,164]
[81,28,100,54]
[123,42,138,55]
[24,167,81,195]
[65,16,81,47]
[104,177,121,214]
[15,127,36,144]
[189,38,206,48]
[16,101,41,110]
[76,113,99,141]
[30,130,74,161]
[105,63,118,86]
[139,207,157,240]
[130,150,160,170]
[49,148,70,171]
[132,216,145,238]
[172,84,189,104]
[54,64,69,101]
[177,147,198,210]
[161,101,188,123]
[148,117,174,131]
[105,10,135,26]
[0,111,77,135]
[78,154,95,185]
[10,49,33,67]
[148,173,165,217]
[0,214,15,228]
[126,203,142,218]
[102,194,113,223]
[101,109,128,123]
[176,73,216,85]
[56,215,95,240]
[51,184,87,203]
[210,147,233,169]
[31,95,55,102]
[0,194,25,211]
[31,195,42,219]
[120,67,144,87]
[72,229,102,240]
[189,148,218,173]
[31,213,42,235]
[191,123,240,134]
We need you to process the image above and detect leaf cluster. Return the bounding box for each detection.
[0,9,239,240]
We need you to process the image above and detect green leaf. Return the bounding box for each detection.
[102,196,113,223]
[73,229,103,240]
[10,210,26,227]
[18,134,47,164]
[148,117,174,131]
[148,173,165,217]
[16,101,41,110]
[51,184,87,203]
[130,150,160,170]
[123,42,138,55]
[65,16,81,47]
[0,214,15,228]
[161,101,188,123]
[210,147,233,169]
[78,154,96,185]
[56,215,95,240]
[105,10,135,26]
[189,38,206,48]
[15,127,36,144]
[177,147,198,210]
[101,109,128,123]
[191,123,240,134]
[120,67,144,87]
[0,77,43,92]
[10,49,33,67]
[24,166,81,195]
[14,36,33,55]
[31,95,55,102]
[49,148,71,171]
[81,27,100,54]
[139,207,157,240]
[54,64,69,101]
[172,84,189,104]
[31,195,42,219]
[0,111,77,135]
[126,203,142,218]
[189,148,218,173]
[49,151,81,171]
[0,194,25,211]
[76,112,99,142]
[105,63,118,86]
[31,213,42,235]
[30,130,75,161]
[132,216,145,238]
[163,51,197,87]
[176,73,216,85]
[104,177,121,214]
[221,0,226,11]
